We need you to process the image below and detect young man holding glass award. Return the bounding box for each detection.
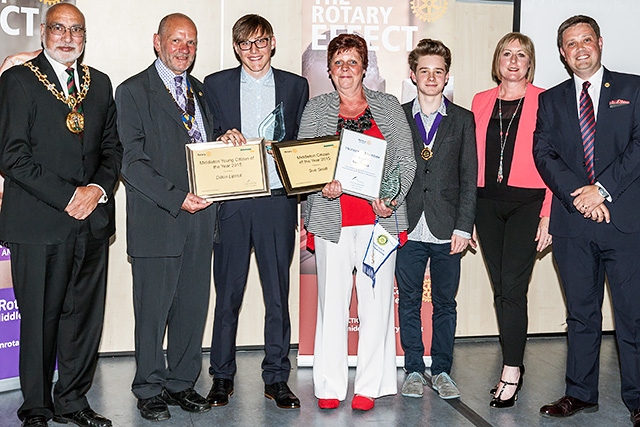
[202,14,309,410]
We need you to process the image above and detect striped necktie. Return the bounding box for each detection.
[579,81,596,184]
[65,67,82,114]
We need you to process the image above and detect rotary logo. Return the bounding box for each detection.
[376,234,388,245]
[40,0,64,5]
[411,0,449,23]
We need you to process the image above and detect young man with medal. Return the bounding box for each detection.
[395,39,477,400]
[0,3,121,427]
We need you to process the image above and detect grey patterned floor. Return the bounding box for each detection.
[0,335,632,427]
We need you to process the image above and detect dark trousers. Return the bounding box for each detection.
[210,195,296,384]
[475,197,541,366]
[131,213,212,399]
[10,222,108,421]
[396,240,461,376]
[553,221,640,410]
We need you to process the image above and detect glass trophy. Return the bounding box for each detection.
[258,102,286,154]
[379,164,401,209]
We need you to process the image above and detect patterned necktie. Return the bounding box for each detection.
[174,76,203,142]
[579,81,596,184]
[66,67,82,114]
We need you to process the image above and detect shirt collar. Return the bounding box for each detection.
[43,49,77,90]
[240,66,274,86]
[154,58,188,89]
[573,65,604,93]
[411,95,448,118]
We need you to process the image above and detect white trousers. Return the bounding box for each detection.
[313,225,398,400]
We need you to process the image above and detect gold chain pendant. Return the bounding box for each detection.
[421,146,433,161]
[23,61,91,134]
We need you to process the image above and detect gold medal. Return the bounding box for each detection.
[421,146,432,161]
[66,111,84,134]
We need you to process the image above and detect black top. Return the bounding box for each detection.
[477,97,544,203]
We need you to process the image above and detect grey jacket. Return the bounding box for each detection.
[402,100,477,239]
[300,87,416,244]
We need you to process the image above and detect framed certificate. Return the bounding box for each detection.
[271,136,340,195]
[185,138,270,201]
[333,128,387,201]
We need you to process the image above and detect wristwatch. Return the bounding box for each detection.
[598,186,609,199]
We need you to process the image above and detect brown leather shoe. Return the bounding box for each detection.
[631,408,640,427]
[539,395,598,417]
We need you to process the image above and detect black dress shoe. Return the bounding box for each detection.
[540,395,598,417]
[264,381,301,409]
[137,395,170,421]
[162,388,210,413]
[207,378,234,407]
[22,416,48,427]
[631,408,640,427]
[52,408,112,427]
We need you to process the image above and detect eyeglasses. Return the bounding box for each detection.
[47,23,86,39]
[236,37,271,51]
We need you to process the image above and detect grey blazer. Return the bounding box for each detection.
[402,100,477,239]
[115,64,217,257]
[299,87,416,244]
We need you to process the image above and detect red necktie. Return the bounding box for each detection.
[579,81,596,184]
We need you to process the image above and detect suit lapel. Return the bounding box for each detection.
[148,66,187,133]
[595,68,613,142]
[189,76,213,140]
[431,105,452,159]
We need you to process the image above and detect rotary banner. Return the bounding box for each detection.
[298,0,453,367]
[0,0,75,393]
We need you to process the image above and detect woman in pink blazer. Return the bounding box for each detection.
[471,32,552,408]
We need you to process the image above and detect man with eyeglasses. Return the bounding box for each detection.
[0,3,121,427]
[115,13,216,422]
[203,14,308,410]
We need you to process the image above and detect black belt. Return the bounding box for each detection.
[270,188,287,196]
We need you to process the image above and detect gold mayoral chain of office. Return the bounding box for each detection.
[23,61,90,134]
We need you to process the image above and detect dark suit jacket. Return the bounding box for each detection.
[402,100,477,240]
[0,53,121,244]
[115,63,216,257]
[533,68,640,237]
[203,66,308,222]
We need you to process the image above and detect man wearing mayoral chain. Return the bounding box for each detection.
[0,3,121,427]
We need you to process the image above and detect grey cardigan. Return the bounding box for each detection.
[300,87,416,244]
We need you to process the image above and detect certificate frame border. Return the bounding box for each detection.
[272,136,340,196]
[185,138,271,202]
[333,128,387,201]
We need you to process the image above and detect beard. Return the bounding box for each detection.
[43,39,84,66]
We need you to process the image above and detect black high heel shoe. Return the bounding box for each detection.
[489,365,524,395]
[489,378,521,408]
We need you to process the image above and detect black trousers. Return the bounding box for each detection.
[210,195,296,384]
[475,197,542,367]
[10,222,108,421]
[554,222,640,410]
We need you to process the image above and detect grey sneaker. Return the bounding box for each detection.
[401,371,427,398]
[431,372,460,399]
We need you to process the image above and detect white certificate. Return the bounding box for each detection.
[333,128,387,201]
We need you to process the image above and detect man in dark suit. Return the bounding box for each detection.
[0,4,121,427]
[203,14,308,410]
[534,15,640,426]
[395,39,476,400]
[115,13,216,422]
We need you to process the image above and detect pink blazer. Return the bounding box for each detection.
[472,82,551,217]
